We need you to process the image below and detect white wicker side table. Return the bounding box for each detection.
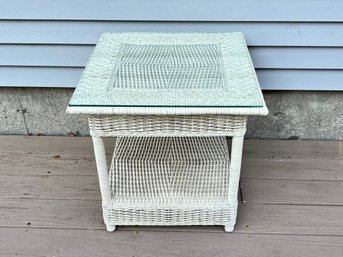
[67,32,268,232]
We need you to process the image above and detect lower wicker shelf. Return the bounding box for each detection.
[102,136,236,229]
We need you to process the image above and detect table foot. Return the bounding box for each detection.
[106,224,117,232]
[224,225,234,233]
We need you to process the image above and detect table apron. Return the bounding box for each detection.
[88,115,247,137]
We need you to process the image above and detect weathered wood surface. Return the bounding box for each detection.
[242,158,343,181]
[242,179,343,205]
[1,199,343,235]
[2,174,342,205]
[1,151,342,181]
[243,139,343,159]
[0,136,114,154]
[1,228,343,257]
[0,136,342,159]
[0,136,342,257]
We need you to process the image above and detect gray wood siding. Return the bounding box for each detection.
[0,0,342,90]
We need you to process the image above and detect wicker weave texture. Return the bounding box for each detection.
[103,136,235,226]
[89,115,247,137]
[103,208,233,226]
[115,44,226,90]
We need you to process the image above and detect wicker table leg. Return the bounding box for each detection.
[91,136,116,232]
[225,135,244,232]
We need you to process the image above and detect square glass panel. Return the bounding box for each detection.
[68,32,264,108]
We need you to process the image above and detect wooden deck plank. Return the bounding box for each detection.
[0,174,101,200]
[241,158,343,181]
[0,152,97,176]
[242,179,343,205]
[0,199,104,230]
[0,136,113,154]
[1,174,342,205]
[1,199,343,236]
[237,204,343,236]
[1,151,343,181]
[243,139,343,159]
[1,228,343,257]
[0,136,342,159]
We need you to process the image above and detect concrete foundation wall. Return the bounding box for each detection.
[0,88,342,140]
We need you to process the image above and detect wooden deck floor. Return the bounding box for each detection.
[0,136,342,257]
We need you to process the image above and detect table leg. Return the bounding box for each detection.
[225,135,244,232]
[92,136,116,232]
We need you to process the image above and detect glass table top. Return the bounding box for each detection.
[68,32,266,112]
